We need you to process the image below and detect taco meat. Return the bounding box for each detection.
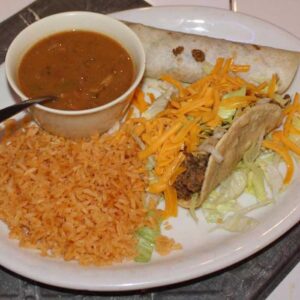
[174,153,209,200]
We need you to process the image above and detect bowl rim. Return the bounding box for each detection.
[5,11,146,116]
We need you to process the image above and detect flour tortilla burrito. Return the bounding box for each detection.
[173,103,283,208]
[127,23,300,94]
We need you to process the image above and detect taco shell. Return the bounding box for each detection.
[178,103,283,208]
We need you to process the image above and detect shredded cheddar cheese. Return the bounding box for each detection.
[125,58,292,218]
[230,64,250,73]
[132,88,149,113]
[147,92,156,103]
[273,131,300,156]
[268,74,278,98]
[262,93,300,185]
[221,96,257,109]
[163,186,178,218]
[263,139,294,184]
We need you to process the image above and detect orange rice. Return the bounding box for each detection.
[0,124,151,265]
[155,235,182,256]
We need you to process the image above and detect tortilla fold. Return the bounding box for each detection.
[178,103,283,208]
[127,23,300,94]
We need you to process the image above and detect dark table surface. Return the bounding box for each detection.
[0,1,299,299]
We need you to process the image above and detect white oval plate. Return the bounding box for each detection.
[0,6,299,291]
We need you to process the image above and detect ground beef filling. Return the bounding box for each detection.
[173,152,209,200]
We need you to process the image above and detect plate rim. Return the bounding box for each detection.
[110,5,300,48]
[0,5,299,292]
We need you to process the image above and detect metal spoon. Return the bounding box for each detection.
[0,96,56,123]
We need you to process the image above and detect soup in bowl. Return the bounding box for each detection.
[5,11,145,138]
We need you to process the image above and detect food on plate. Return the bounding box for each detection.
[127,23,300,93]
[201,93,300,231]
[177,104,282,209]
[18,31,134,111]
[125,57,300,227]
[0,54,300,264]
[0,123,180,265]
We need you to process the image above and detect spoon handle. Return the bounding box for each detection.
[0,96,55,123]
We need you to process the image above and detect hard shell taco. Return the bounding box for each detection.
[126,56,293,217]
[122,22,300,218]
[176,103,282,208]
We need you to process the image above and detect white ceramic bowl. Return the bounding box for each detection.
[5,11,145,138]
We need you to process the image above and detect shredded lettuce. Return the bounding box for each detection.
[202,169,247,223]
[137,227,160,242]
[131,133,145,150]
[218,214,259,232]
[202,61,214,74]
[245,170,255,195]
[135,237,154,263]
[202,140,285,232]
[146,156,157,185]
[189,193,199,222]
[218,107,236,122]
[218,87,246,122]
[218,169,248,201]
[223,87,246,100]
[292,113,300,129]
[187,115,195,121]
[288,114,300,147]
[261,85,269,94]
[146,156,155,171]
[252,149,275,166]
[241,138,269,202]
[256,152,283,198]
[260,81,278,96]
[250,165,267,202]
[273,94,290,107]
[142,88,174,120]
[135,227,160,263]
[243,141,261,165]
[147,210,156,218]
